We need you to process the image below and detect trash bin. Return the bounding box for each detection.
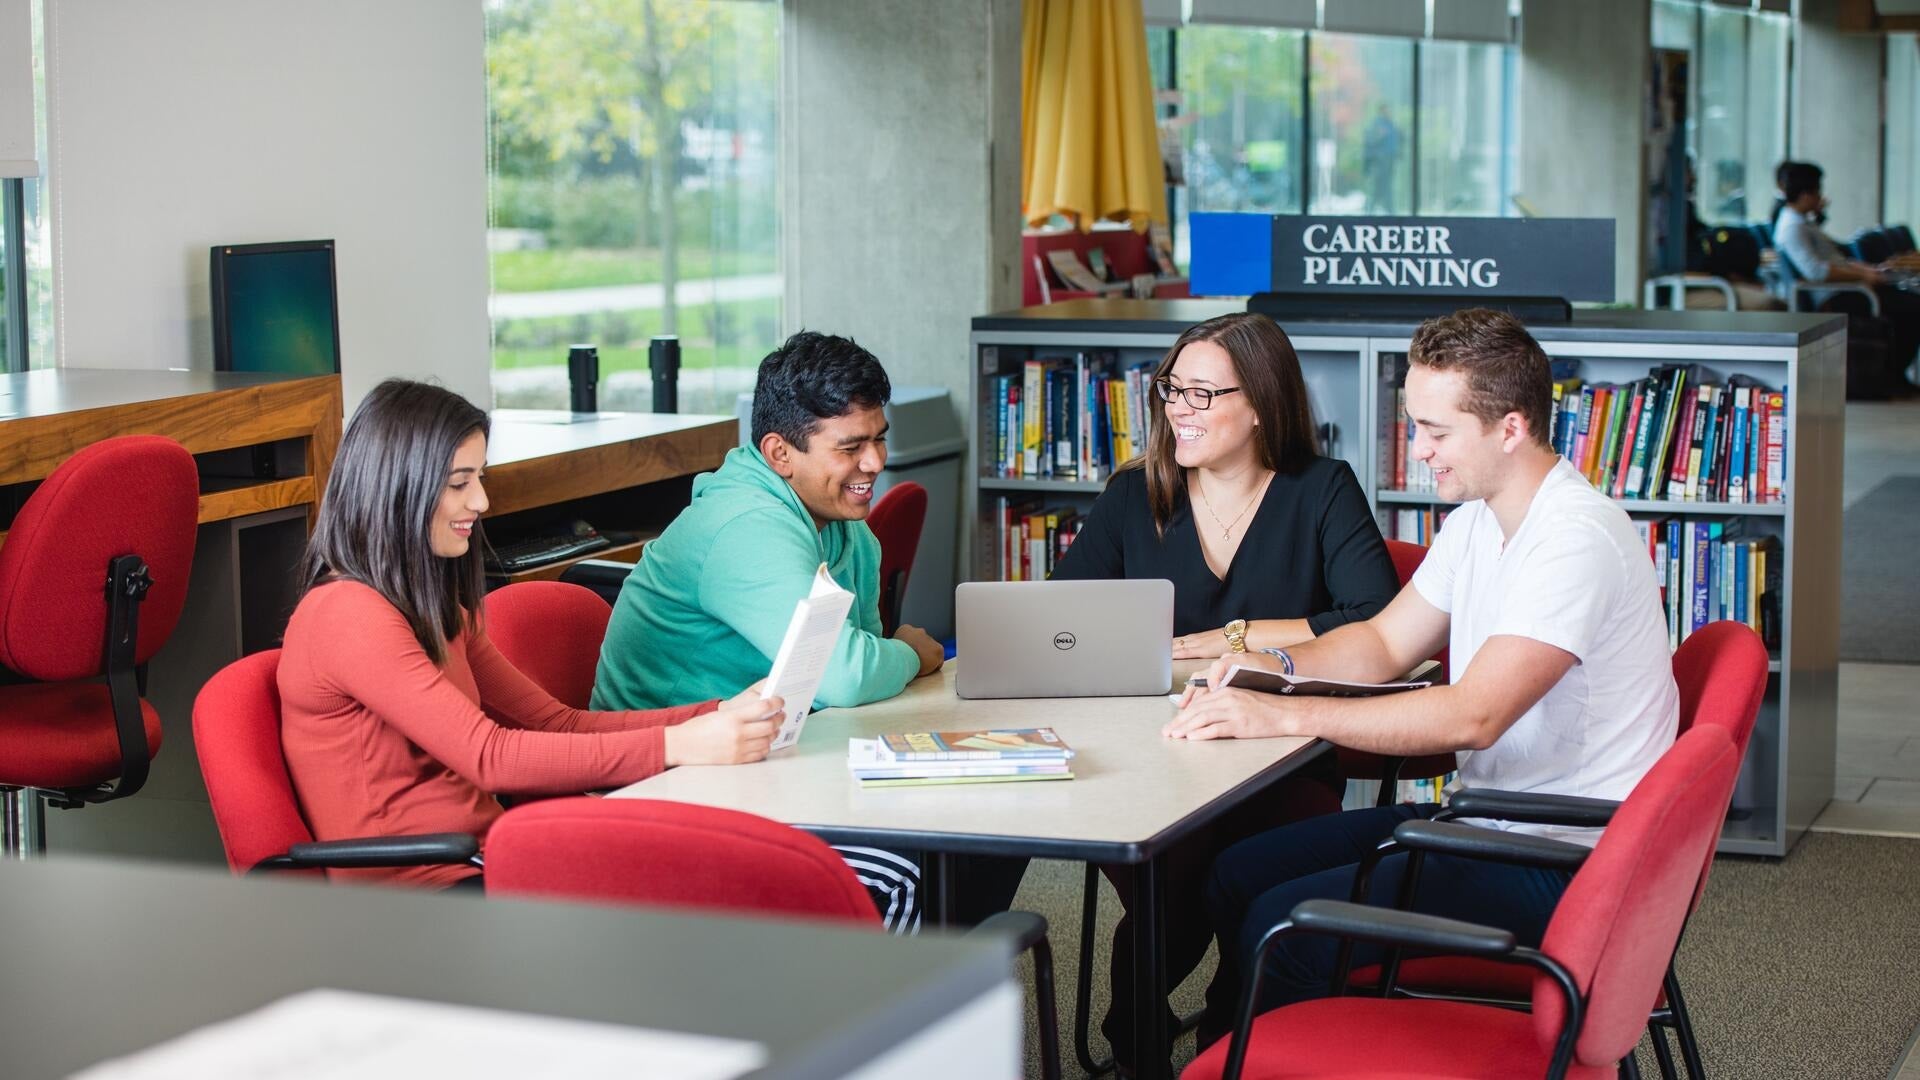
[734,386,964,639]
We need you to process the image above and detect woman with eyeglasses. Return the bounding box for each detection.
[1051,310,1398,1073]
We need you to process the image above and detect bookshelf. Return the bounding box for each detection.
[968,299,1847,856]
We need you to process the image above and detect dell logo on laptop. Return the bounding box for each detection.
[1053,632,1076,650]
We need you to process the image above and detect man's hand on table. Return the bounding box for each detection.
[1163,683,1314,742]
[895,624,946,678]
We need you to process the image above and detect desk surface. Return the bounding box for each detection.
[614,661,1321,863]
[488,409,735,468]
[0,366,317,421]
[483,410,736,520]
[0,857,1009,1080]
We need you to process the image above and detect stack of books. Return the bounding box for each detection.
[846,727,1076,788]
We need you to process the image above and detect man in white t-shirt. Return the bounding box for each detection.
[1166,307,1678,1041]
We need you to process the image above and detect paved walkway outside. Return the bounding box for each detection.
[490,272,781,319]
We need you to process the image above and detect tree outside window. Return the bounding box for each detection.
[485,0,778,413]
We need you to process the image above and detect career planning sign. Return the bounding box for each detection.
[1189,213,1615,302]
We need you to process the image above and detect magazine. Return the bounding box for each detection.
[1212,660,1435,698]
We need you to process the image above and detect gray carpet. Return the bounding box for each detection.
[1003,832,1920,1079]
[1842,478,1920,662]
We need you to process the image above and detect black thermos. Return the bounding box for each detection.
[649,335,681,414]
[567,344,599,414]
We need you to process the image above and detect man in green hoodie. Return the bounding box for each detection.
[595,331,1002,932]
[593,330,945,715]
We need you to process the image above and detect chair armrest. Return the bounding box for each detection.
[1391,819,1590,873]
[967,910,1050,955]
[1645,273,1735,311]
[1791,278,1880,316]
[1289,898,1516,958]
[1441,788,1621,829]
[252,832,480,873]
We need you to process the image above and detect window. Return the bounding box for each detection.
[1890,35,1920,229]
[1308,33,1414,215]
[484,0,779,414]
[1650,0,1791,226]
[1418,41,1509,216]
[1175,25,1308,220]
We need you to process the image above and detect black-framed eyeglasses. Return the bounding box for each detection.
[1153,378,1242,411]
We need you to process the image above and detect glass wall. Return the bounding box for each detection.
[1154,26,1516,267]
[484,0,779,413]
[1418,40,1507,216]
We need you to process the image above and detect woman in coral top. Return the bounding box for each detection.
[279,379,781,889]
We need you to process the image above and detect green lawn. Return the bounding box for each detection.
[491,247,778,293]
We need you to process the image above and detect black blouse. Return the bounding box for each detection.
[1051,457,1399,638]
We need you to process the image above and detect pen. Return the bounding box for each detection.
[1186,676,1208,689]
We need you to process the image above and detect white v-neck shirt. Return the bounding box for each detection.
[1411,459,1678,844]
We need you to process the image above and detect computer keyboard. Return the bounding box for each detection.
[485,531,613,574]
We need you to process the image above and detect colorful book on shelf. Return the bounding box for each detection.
[878,727,1075,761]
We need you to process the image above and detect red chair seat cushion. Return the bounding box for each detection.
[1180,998,1615,1080]
[1349,956,1531,999]
[0,682,163,789]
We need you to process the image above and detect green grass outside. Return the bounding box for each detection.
[491,247,778,293]
[491,297,779,368]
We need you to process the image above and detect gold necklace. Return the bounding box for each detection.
[1194,473,1270,541]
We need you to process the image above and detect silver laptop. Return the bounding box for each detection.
[954,580,1175,699]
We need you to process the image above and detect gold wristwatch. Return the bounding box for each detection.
[1223,619,1249,653]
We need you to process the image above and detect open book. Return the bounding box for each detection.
[764,564,855,751]
[1214,658,1439,698]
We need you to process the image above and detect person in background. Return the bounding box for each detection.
[593,331,1022,930]
[1774,160,1920,392]
[279,379,781,891]
[1051,310,1399,1073]
[1169,308,1678,1044]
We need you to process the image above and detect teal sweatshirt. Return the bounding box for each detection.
[591,446,920,711]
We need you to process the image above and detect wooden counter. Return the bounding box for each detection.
[0,367,341,541]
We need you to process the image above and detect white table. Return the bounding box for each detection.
[615,660,1327,1079]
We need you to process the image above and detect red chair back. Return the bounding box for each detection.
[1671,620,1767,754]
[1382,539,1448,677]
[867,481,927,635]
[483,581,614,709]
[485,797,879,925]
[0,435,198,681]
[192,649,320,876]
[1533,726,1741,1068]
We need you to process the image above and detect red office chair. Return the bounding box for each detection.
[1351,620,1769,1080]
[488,797,1064,1080]
[482,581,614,710]
[1186,726,1743,1080]
[0,435,199,857]
[867,481,927,636]
[1334,540,1455,807]
[193,649,477,876]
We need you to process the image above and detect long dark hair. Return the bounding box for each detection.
[303,378,490,664]
[1121,312,1319,535]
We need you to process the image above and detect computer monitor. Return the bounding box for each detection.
[210,239,342,375]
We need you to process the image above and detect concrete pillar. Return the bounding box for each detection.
[780,0,1022,413]
[1516,0,1651,303]
[780,0,1020,634]
[1792,0,1885,236]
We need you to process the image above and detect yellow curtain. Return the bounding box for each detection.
[1021,0,1168,233]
